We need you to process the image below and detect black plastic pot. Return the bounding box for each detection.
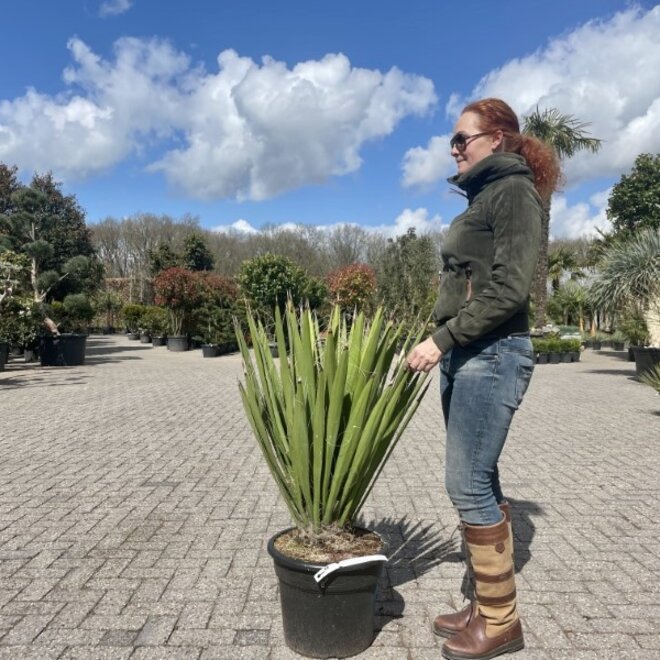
[127,332,140,340]
[591,341,602,350]
[101,325,115,335]
[152,336,167,347]
[548,352,561,364]
[202,344,220,358]
[612,341,625,351]
[536,353,548,365]
[140,334,152,344]
[0,341,8,371]
[267,528,385,658]
[167,336,189,352]
[632,346,660,379]
[40,334,87,366]
[570,351,580,362]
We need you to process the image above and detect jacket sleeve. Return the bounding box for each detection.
[432,177,542,352]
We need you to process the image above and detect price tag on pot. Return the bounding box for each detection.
[313,555,388,584]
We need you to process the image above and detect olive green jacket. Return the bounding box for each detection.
[431,153,543,353]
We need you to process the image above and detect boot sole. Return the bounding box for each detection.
[441,636,524,660]
[432,625,458,638]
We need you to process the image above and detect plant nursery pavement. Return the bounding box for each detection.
[1,336,659,660]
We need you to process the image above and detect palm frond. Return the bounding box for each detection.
[523,107,602,158]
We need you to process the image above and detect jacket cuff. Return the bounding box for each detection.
[432,325,456,353]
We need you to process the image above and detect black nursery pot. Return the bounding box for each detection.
[202,344,220,358]
[267,528,385,659]
[167,336,189,352]
[40,334,86,366]
[152,336,167,347]
[0,341,8,371]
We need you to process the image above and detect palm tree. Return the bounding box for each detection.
[589,227,660,346]
[547,245,583,292]
[523,107,602,328]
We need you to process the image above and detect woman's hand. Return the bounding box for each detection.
[406,336,443,373]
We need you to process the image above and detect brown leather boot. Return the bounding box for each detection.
[433,503,511,639]
[441,516,524,660]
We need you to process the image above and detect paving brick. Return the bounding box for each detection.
[0,337,658,658]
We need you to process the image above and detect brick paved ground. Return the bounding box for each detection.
[1,335,659,659]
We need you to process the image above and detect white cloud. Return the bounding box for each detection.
[151,50,436,200]
[211,219,259,234]
[402,134,454,188]
[0,39,436,200]
[549,188,611,239]
[99,0,133,18]
[458,6,660,184]
[403,6,660,189]
[210,209,444,239]
[357,207,445,239]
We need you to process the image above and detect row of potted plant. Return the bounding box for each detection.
[531,337,582,364]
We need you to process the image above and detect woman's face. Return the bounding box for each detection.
[450,112,500,175]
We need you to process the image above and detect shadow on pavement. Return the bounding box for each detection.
[364,516,460,631]
[586,368,637,378]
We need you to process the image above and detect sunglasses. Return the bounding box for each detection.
[450,131,491,152]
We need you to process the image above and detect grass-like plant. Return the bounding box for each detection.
[235,303,429,536]
[641,363,660,394]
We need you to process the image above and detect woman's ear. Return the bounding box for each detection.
[491,129,504,152]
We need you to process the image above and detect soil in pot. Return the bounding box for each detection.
[268,527,385,659]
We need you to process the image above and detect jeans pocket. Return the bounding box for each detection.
[514,360,534,407]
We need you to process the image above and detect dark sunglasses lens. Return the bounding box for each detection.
[451,134,466,150]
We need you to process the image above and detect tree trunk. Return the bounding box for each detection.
[533,202,551,329]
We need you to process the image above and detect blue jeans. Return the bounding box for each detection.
[440,334,534,525]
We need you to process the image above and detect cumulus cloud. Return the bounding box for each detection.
[0,38,436,200]
[211,208,444,239]
[402,134,454,188]
[403,6,660,189]
[99,0,133,18]
[549,189,611,239]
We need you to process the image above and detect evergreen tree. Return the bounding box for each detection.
[607,153,660,238]
[182,232,215,271]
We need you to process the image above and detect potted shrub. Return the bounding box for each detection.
[532,337,548,364]
[141,305,168,346]
[610,331,626,351]
[235,303,428,658]
[546,336,562,364]
[40,294,94,366]
[0,296,43,363]
[563,338,581,362]
[121,303,144,340]
[153,267,203,352]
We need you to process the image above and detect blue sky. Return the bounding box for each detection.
[1,0,659,239]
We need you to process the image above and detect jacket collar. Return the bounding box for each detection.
[447,153,534,202]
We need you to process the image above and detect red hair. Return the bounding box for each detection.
[462,98,561,201]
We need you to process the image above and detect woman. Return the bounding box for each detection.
[406,98,560,660]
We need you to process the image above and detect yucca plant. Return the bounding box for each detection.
[235,303,429,537]
[641,363,660,394]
